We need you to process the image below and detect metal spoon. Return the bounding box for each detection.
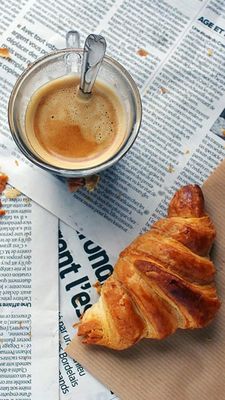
[80,34,106,95]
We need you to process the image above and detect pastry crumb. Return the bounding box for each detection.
[207,48,213,57]
[184,149,190,155]
[23,197,31,204]
[67,174,100,193]
[93,281,102,294]
[0,173,8,193]
[4,187,21,199]
[67,178,85,192]
[167,165,175,173]
[160,87,168,94]
[0,47,11,58]
[137,48,149,57]
[85,175,100,192]
[15,160,19,166]
[0,173,8,216]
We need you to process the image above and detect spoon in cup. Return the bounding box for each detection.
[79,34,106,96]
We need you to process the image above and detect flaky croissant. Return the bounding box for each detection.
[75,185,221,350]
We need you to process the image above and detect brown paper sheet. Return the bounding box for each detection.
[66,161,225,400]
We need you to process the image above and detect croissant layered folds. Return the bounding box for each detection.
[75,185,221,350]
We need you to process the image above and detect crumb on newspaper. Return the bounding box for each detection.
[167,164,175,173]
[0,173,8,193]
[137,48,149,57]
[4,188,21,199]
[207,48,213,57]
[0,47,11,58]
[0,173,8,216]
[160,87,169,94]
[85,175,100,192]
[93,281,102,295]
[67,174,100,193]
[67,178,85,192]
[23,197,31,204]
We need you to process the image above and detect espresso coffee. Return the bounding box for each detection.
[25,75,127,169]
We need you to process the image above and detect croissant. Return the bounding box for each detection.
[74,185,221,350]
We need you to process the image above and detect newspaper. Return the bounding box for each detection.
[59,222,118,399]
[0,187,59,400]
[1,0,225,254]
[1,0,225,399]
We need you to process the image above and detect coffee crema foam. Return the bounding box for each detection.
[25,75,127,169]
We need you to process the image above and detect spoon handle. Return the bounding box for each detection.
[80,34,106,94]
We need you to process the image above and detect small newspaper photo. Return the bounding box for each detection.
[1,0,225,399]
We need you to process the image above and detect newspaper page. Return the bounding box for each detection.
[0,2,119,399]
[59,222,118,400]
[1,0,225,254]
[1,0,225,399]
[0,186,59,400]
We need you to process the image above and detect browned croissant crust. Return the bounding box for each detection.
[75,185,221,350]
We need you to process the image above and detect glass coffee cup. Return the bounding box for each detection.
[8,48,142,178]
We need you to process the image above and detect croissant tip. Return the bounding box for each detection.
[168,184,205,218]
